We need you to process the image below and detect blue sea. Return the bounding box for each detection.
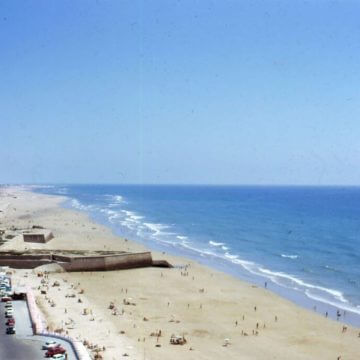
[34,185,360,326]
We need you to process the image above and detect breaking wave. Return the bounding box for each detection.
[209,240,225,247]
[281,254,298,259]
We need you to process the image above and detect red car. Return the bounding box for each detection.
[6,318,15,326]
[45,346,66,358]
[1,297,11,302]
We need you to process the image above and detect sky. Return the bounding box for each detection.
[0,0,360,185]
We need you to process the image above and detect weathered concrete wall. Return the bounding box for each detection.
[62,252,153,272]
[62,256,105,272]
[23,231,54,243]
[0,254,52,261]
[0,251,154,271]
[104,252,152,270]
[0,254,53,269]
[152,259,173,268]
[52,254,72,263]
[0,259,52,269]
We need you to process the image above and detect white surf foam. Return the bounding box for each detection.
[281,254,298,259]
[71,199,93,211]
[305,291,360,315]
[209,240,225,247]
[224,252,239,260]
[180,241,211,256]
[258,267,348,304]
[105,194,127,206]
[105,194,124,203]
[202,248,357,314]
[143,222,171,236]
[120,210,144,222]
[104,210,121,222]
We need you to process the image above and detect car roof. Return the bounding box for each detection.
[46,340,57,344]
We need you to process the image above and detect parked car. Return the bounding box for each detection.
[45,346,66,357]
[42,340,59,350]
[6,327,16,334]
[6,318,15,326]
[5,309,13,317]
[1,296,11,302]
[5,301,12,308]
[51,354,66,360]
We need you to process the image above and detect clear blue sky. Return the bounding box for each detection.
[1,0,360,185]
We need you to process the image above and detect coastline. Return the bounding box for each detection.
[1,186,359,359]
[56,185,360,328]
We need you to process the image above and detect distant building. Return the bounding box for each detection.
[23,230,54,243]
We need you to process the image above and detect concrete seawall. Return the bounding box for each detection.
[0,254,53,269]
[62,252,153,272]
[0,259,53,269]
[0,251,155,271]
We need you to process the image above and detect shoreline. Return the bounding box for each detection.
[57,186,360,328]
[1,186,360,359]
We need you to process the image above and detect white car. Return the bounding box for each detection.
[42,340,58,350]
[5,309,13,317]
[52,354,66,360]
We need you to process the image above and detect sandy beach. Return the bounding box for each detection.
[1,186,359,360]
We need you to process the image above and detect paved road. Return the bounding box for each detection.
[0,300,76,360]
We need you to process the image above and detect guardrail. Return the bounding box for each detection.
[25,287,91,360]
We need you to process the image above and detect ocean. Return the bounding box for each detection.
[34,185,360,326]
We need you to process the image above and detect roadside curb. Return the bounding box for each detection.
[25,287,91,360]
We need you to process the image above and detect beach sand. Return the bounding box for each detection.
[1,186,359,359]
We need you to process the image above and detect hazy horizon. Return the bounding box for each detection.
[4,183,360,188]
